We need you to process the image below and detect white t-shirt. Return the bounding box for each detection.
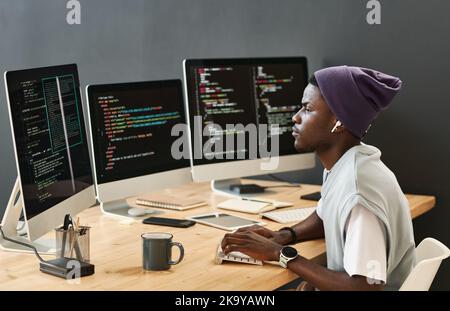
[315,145,415,290]
[317,169,387,284]
[343,205,387,283]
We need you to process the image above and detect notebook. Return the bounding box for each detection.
[217,199,271,214]
[217,198,293,214]
[135,193,207,211]
[215,243,262,265]
[261,207,316,224]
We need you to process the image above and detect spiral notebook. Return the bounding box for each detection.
[135,194,207,211]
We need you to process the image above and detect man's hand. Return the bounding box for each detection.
[221,231,283,261]
[232,225,292,245]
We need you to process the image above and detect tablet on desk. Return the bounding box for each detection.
[186,212,266,231]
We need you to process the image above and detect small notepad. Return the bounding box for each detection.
[217,198,272,214]
[136,193,207,211]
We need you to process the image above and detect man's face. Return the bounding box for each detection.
[292,84,336,153]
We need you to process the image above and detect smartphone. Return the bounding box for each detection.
[143,216,196,228]
[300,191,321,201]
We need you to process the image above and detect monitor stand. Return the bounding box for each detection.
[0,178,56,254]
[100,198,163,219]
[211,179,266,198]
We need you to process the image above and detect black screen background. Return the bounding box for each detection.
[6,64,93,219]
[88,80,190,184]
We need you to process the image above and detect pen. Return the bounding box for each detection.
[60,214,73,257]
[241,197,273,204]
[73,239,83,261]
[74,219,83,260]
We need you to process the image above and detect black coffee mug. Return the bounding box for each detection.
[141,232,184,271]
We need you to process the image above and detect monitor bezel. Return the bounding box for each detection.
[182,57,315,182]
[85,79,192,203]
[184,56,308,68]
[4,64,96,241]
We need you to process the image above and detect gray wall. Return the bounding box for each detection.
[0,0,448,289]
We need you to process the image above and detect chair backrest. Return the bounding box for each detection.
[399,238,450,291]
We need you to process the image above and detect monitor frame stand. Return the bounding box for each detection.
[211,178,263,198]
[0,177,55,254]
[100,198,163,219]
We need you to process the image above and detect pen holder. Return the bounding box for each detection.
[55,226,91,263]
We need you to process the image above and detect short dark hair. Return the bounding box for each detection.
[309,74,318,87]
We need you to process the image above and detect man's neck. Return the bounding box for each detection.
[317,140,361,170]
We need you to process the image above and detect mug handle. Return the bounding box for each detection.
[169,242,184,265]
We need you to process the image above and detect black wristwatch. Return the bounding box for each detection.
[278,227,297,244]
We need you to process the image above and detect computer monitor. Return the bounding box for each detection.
[183,57,315,196]
[1,64,96,253]
[86,80,192,218]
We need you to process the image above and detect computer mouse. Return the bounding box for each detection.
[127,207,154,217]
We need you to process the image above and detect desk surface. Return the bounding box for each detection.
[0,180,435,290]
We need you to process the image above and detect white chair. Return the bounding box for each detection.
[399,238,450,291]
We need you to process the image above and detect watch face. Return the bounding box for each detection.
[282,246,298,258]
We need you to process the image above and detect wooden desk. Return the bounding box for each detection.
[0,180,435,290]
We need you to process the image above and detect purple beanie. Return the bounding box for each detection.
[314,66,402,138]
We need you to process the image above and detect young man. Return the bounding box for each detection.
[221,66,415,291]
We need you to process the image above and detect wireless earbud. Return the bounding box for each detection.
[331,120,342,133]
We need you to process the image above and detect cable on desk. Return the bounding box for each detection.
[0,225,45,262]
[16,220,26,232]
